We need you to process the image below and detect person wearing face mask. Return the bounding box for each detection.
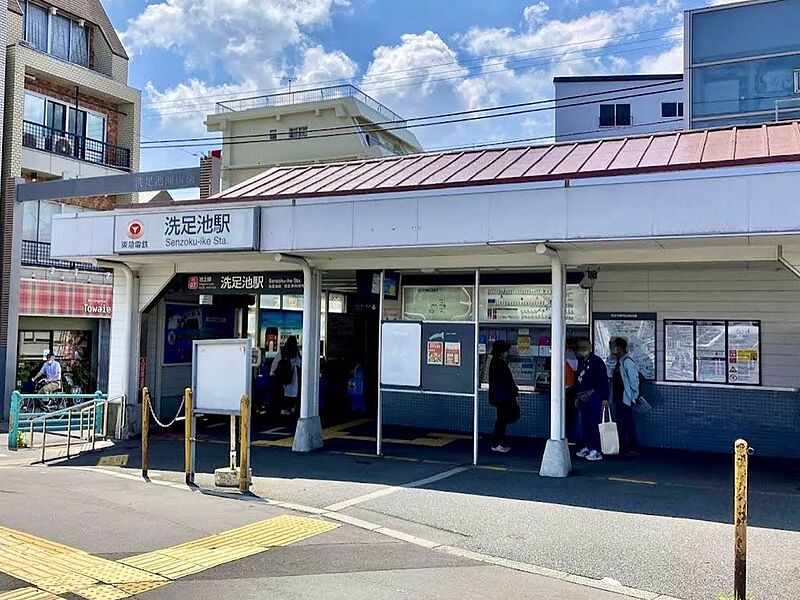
[33,353,62,393]
[573,338,608,461]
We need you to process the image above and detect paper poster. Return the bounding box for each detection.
[517,335,532,356]
[427,341,444,365]
[664,322,694,382]
[696,321,726,383]
[728,321,760,385]
[444,342,462,366]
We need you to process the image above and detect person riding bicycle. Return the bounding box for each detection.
[33,353,62,393]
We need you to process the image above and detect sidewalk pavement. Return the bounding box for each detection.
[0,465,665,600]
[40,433,800,600]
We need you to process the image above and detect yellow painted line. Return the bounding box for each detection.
[0,588,63,600]
[96,455,129,467]
[608,477,657,486]
[0,516,338,600]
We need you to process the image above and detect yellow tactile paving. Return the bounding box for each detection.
[0,515,339,600]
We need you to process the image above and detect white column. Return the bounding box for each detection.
[537,244,572,478]
[472,269,480,466]
[292,264,323,451]
[550,256,566,441]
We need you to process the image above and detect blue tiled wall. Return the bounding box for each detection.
[382,383,800,457]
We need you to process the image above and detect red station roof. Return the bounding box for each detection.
[211,121,800,202]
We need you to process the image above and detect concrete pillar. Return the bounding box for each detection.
[537,244,572,478]
[293,266,322,452]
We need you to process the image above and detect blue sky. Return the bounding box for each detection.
[103,0,727,176]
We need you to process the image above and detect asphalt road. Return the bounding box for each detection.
[0,466,646,600]
[60,432,800,600]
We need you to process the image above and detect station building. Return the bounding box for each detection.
[48,120,800,470]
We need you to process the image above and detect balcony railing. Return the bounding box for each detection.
[22,121,131,171]
[22,240,106,273]
[215,84,406,124]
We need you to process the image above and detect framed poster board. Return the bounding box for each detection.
[421,322,476,395]
[380,321,422,388]
[663,319,760,385]
[479,285,590,325]
[593,312,657,380]
[192,339,252,415]
[402,286,474,321]
[164,304,236,364]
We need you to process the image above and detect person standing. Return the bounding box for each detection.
[33,353,62,393]
[270,336,302,417]
[610,337,639,454]
[488,341,519,453]
[574,339,608,461]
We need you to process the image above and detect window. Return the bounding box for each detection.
[661,102,684,118]
[22,201,83,242]
[24,92,106,140]
[268,129,278,141]
[22,2,90,67]
[599,104,631,127]
[288,126,308,139]
[664,320,760,385]
[795,69,800,95]
[24,2,47,52]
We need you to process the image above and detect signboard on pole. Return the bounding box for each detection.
[192,339,252,415]
[114,207,259,254]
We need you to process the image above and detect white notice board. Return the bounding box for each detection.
[192,339,252,414]
[380,321,422,387]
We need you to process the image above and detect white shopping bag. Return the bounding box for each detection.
[599,406,620,456]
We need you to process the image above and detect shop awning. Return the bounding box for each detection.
[210,121,800,202]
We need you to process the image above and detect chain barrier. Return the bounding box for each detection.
[147,395,185,429]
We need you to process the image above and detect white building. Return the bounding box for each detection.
[205,84,423,190]
[554,75,684,142]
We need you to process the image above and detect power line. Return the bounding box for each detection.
[141,34,681,121]
[142,80,681,145]
[141,85,682,150]
[139,25,682,112]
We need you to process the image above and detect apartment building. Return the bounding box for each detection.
[1,0,140,404]
[205,84,423,189]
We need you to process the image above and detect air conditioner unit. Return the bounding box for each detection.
[52,136,73,156]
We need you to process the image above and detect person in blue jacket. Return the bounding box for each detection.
[610,337,640,455]
[574,338,608,462]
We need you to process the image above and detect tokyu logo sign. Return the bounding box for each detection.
[114,208,259,254]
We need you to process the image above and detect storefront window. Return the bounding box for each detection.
[17,329,93,392]
[665,319,760,385]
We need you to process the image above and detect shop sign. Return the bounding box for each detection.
[20,279,113,319]
[114,207,259,254]
[183,272,303,295]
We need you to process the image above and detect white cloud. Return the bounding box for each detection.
[130,0,355,134]
[638,43,683,73]
[523,3,550,29]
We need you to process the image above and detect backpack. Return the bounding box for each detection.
[274,358,294,386]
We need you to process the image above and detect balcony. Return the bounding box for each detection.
[215,84,406,124]
[22,121,131,171]
[22,240,105,273]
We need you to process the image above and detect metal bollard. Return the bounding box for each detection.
[66,411,72,458]
[734,439,750,600]
[239,394,250,493]
[141,388,150,479]
[8,391,20,450]
[184,388,194,485]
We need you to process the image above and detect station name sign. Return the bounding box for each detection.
[113,207,259,254]
[183,272,303,295]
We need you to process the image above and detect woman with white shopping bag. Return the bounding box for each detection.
[574,339,609,462]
